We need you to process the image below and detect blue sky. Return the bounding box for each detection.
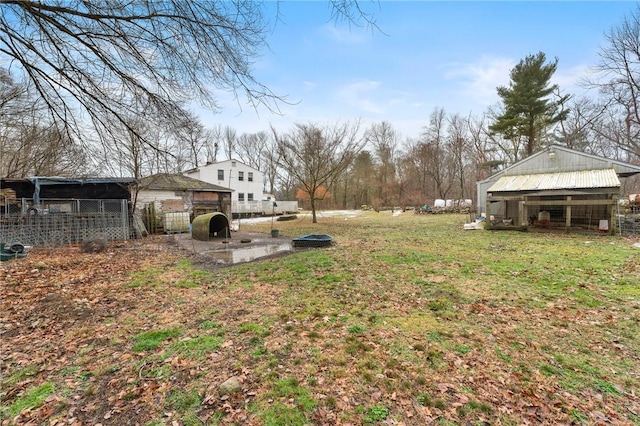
[200,1,637,140]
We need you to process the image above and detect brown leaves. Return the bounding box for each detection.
[2,231,639,426]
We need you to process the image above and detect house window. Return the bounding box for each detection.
[238,193,245,201]
[238,171,244,181]
[231,161,236,167]
[248,172,253,182]
[248,193,254,201]
[217,169,224,180]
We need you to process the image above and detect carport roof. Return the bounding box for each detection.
[487,169,620,193]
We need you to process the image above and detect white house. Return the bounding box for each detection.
[184,159,298,217]
[184,159,265,216]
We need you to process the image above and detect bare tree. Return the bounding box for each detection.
[276,121,365,223]
[554,96,612,154]
[447,114,471,200]
[0,68,25,111]
[223,126,237,160]
[0,1,377,159]
[170,110,219,170]
[1,68,92,177]
[465,113,503,182]
[399,138,433,204]
[589,4,640,159]
[205,125,222,165]
[100,120,151,179]
[235,131,270,171]
[0,1,280,150]
[348,150,376,209]
[3,122,92,178]
[365,121,400,207]
[420,107,453,199]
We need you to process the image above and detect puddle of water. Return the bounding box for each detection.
[205,242,293,265]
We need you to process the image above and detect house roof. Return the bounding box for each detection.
[487,169,620,193]
[138,174,232,192]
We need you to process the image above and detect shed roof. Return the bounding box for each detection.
[478,145,640,186]
[487,169,620,193]
[138,174,232,192]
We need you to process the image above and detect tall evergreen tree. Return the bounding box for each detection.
[490,52,569,159]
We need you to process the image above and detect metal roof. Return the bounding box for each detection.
[487,169,620,193]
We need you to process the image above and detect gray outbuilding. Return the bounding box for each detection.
[476,145,640,233]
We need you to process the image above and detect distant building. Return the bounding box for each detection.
[184,160,265,216]
[184,160,298,216]
[136,173,232,233]
[476,144,640,233]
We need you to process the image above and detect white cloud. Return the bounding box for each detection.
[552,63,593,97]
[321,24,368,45]
[445,57,598,108]
[336,79,385,114]
[302,80,317,91]
[445,56,514,107]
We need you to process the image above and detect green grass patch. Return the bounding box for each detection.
[457,400,493,417]
[452,343,473,355]
[1,365,40,387]
[168,336,223,359]
[166,389,203,425]
[256,377,316,425]
[347,324,366,334]
[258,402,308,426]
[127,267,164,287]
[239,322,270,336]
[138,362,172,380]
[166,388,201,411]
[199,320,221,330]
[6,212,639,425]
[1,382,55,418]
[132,328,181,352]
[364,404,389,423]
[174,259,214,287]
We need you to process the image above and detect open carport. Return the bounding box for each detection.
[191,212,230,241]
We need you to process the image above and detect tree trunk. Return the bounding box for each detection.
[310,198,318,223]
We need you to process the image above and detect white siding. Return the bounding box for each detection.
[185,160,264,213]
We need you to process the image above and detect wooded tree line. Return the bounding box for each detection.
[1,2,638,211]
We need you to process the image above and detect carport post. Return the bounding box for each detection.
[565,196,572,232]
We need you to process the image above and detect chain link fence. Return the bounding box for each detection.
[0,198,133,246]
[618,199,640,236]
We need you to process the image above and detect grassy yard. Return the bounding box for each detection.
[1,211,639,425]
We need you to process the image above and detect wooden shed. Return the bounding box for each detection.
[136,174,232,233]
[476,145,640,233]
